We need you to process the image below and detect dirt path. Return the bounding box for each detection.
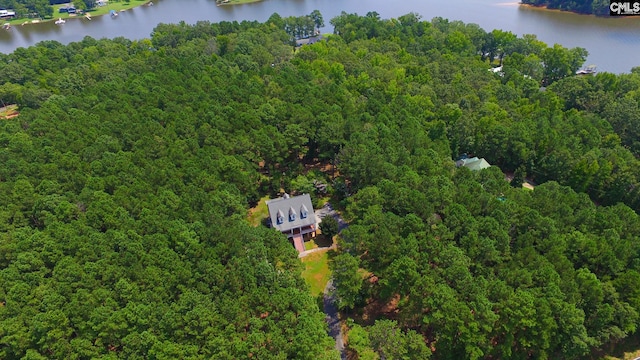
[298,245,335,258]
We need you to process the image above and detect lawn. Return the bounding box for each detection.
[7,0,149,25]
[82,0,150,17]
[304,240,318,251]
[247,195,270,227]
[301,250,331,297]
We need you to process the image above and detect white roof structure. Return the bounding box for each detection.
[456,157,491,171]
[266,194,316,233]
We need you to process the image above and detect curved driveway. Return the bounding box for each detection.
[324,280,347,360]
[308,202,348,359]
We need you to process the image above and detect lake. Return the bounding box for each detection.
[1,0,639,73]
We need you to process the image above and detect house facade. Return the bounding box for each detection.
[266,193,317,252]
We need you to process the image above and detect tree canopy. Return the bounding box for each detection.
[1,9,640,360]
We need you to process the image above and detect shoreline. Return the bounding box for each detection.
[216,0,263,6]
[4,0,151,27]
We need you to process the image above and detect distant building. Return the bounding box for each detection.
[266,193,317,253]
[488,65,504,77]
[295,34,324,47]
[59,5,76,13]
[456,156,491,171]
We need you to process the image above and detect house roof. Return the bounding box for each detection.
[457,157,491,171]
[267,194,316,233]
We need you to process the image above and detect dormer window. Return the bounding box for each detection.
[300,204,308,219]
[276,210,284,225]
[289,207,296,222]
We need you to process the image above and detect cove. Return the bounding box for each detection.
[0,0,639,73]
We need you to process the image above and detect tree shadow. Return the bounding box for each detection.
[589,331,640,359]
[315,234,334,248]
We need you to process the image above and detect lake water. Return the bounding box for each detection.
[1,0,639,73]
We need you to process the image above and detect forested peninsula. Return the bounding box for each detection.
[2,9,640,360]
[521,0,611,16]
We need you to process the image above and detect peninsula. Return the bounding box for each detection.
[521,0,611,16]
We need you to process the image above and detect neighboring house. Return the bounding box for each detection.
[267,193,317,253]
[59,5,76,13]
[456,156,491,171]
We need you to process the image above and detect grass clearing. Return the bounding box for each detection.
[247,195,270,227]
[0,104,19,119]
[304,240,318,251]
[301,250,331,297]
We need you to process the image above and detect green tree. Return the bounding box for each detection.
[320,215,340,241]
[330,253,362,310]
[368,320,431,360]
[310,10,324,32]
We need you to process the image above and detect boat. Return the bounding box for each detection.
[110,10,118,17]
[2,23,10,30]
[576,65,597,75]
[85,13,92,20]
[55,18,66,25]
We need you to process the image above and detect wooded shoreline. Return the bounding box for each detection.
[519,0,612,17]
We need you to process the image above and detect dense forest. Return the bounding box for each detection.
[2,9,640,360]
[521,0,611,16]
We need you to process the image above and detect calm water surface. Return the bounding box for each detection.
[0,0,639,73]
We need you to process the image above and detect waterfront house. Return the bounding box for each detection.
[59,5,76,14]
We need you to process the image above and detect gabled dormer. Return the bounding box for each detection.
[300,204,309,219]
[289,207,296,222]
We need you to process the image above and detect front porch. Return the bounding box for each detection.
[286,225,316,253]
[284,224,316,239]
